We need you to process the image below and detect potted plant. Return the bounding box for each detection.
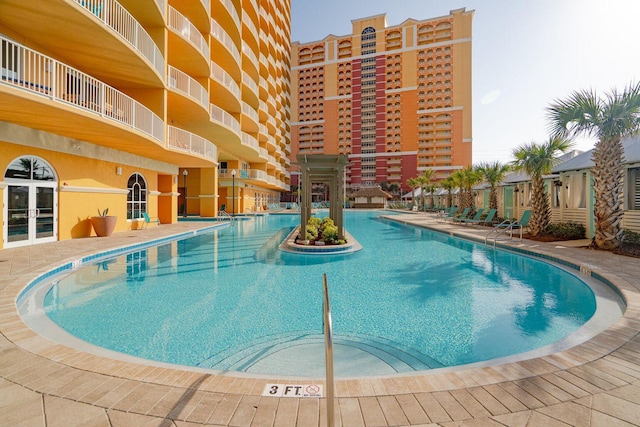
[90,208,117,237]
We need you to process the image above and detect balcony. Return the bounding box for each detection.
[168,6,209,75]
[167,125,217,162]
[241,101,259,132]
[1,36,163,142]
[168,66,208,110]
[210,18,242,78]
[241,71,259,106]
[0,0,164,87]
[210,104,240,136]
[210,61,241,110]
[241,42,259,82]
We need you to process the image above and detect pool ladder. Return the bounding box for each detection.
[217,210,234,224]
[323,274,336,427]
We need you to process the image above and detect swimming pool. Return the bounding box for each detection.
[22,211,620,378]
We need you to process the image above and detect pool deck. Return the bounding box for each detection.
[1,212,639,426]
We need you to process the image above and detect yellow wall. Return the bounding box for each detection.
[1,142,164,243]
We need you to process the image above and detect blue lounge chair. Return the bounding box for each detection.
[454,208,483,224]
[462,208,496,226]
[447,207,470,223]
[141,212,160,228]
[496,210,531,239]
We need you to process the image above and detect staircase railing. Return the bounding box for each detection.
[323,273,335,427]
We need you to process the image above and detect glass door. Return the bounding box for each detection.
[6,185,29,244]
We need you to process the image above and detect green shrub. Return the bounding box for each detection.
[622,229,640,244]
[305,224,318,241]
[546,221,585,240]
[322,223,339,243]
[308,217,322,228]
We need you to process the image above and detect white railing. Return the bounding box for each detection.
[222,0,240,29]
[249,169,268,181]
[242,42,258,68]
[73,0,164,78]
[210,104,240,135]
[210,18,241,65]
[199,0,210,16]
[211,61,240,98]
[241,101,259,124]
[167,125,217,161]
[259,123,269,136]
[168,6,208,60]
[155,0,166,17]
[168,66,208,109]
[241,11,258,40]
[258,147,268,159]
[242,71,259,97]
[241,132,259,150]
[0,36,163,142]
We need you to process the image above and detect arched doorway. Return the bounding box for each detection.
[3,156,58,248]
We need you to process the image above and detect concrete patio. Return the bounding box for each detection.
[1,212,639,426]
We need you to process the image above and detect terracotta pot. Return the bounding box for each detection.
[90,216,117,237]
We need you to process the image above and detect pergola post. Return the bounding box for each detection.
[295,155,347,241]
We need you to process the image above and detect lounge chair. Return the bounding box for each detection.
[462,208,496,226]
[435,206,456,222]
[141,212,160,228]
[447,207,470,223]
[454,208,484,224]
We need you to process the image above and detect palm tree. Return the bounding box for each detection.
[439,176,456,208]
[406,177,420,208]
[416,169,435,210]
[452,166,481,211]
[547,83,640,249]
[511,137,573,236]
[477,161,511,210]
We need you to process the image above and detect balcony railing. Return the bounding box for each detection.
[168,66,208,109]
[73,0,164,78]
[211,61,240,98]
[241,71,258,96]
[241,11,258,42]
[222,0,240,29]
[241,131,259,151]
[167,125,217,161]
[241,43,258,69]
[0,36,163,142]
[210,18,241,65]
[168,6,208,60]
[242,101,259,123]
[210,104,240,135]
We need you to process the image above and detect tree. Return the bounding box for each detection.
[452,166,481,211]
[477,161,511,210]
[547,83,640,249]
[406,177,420,207]
[439,176,456,208]
[416,169,435,210]
[511,137,573,237]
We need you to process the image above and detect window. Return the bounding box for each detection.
[127,173,148,220]
[564,173,587,209]
[628,167,640,210]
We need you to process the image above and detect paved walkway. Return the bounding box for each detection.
[1,213,639,426]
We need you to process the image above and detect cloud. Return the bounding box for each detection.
[481,90,501,105]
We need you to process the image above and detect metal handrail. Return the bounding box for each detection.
[322,273,335,427]
[484,220,514,248]
[217,210,234,224]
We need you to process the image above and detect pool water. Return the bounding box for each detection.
[41,211,597,377]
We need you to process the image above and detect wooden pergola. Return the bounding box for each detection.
[295,154,347,240]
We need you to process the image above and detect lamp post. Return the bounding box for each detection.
[231,169,236,217]
[182,169,188,217]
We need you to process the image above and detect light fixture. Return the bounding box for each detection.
[116,166,122,175]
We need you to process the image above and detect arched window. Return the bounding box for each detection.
[127,173,147,220]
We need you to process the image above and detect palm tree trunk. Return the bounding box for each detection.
[489,186,498,210]
[529,175,551,236]
[592,138,625,249]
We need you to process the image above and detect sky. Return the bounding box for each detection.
[291,0,640,163]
